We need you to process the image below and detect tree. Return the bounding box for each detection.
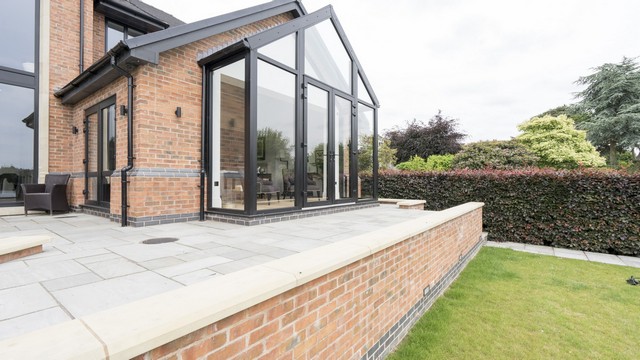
[535,104,591,125]
[357,134,397,172]
[385,111,466,163]
[575,57,640,165]
[451,140,539,170]
[516,115,606,169]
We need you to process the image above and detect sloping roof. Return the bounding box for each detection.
[108,0,185,27]
[56,0,306,104]
[94,0,184,33]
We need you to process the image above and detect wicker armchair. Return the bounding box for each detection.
[22,174,70,216]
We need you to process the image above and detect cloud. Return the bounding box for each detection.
[144,0,640,143]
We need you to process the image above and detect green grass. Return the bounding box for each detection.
[388,247,640,360]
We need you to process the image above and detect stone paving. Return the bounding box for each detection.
[0,205,426,340]
[486,241,640,268]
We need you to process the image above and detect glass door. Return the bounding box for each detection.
[304,82,330,205]
[84,99,116,208]
[303,78,355,206]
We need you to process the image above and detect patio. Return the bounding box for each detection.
[0,205,427,340]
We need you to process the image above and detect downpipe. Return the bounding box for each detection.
[199,65,206,221]
[109,53,134,226]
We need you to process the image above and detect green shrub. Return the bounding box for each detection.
[452,140,539,170]
[379,169,640,256]
[425,154,454,171]
[397,154,454,171]
[396,155,429,171]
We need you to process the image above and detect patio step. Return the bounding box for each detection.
[0,235,50,264]
[379,198,427,210]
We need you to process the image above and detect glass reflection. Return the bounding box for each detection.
[306,85,328,203]
[210,59,245,210]
[257,60,296,210]
[335,96,351,199]
[0,1,35,72]
[358,104,374,199]
[258,33,296,69]
[0,84,34,203]
[358,73,374,105]
[305,20,351,93]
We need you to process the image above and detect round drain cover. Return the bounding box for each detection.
[142,237,179,245]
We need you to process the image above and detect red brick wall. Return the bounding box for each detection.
[48,0,294,219]
[220,78,246,172]
[132,208,484,359]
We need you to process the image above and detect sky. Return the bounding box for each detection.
[145,0,640,142]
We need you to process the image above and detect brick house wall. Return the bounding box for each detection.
[47,0,294,223]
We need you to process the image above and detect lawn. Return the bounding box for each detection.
[388,247,640,360]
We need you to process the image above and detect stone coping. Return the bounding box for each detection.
[0,235,50,257]
[0,202,484,360]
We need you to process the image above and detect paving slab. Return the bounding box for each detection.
[584,252,627,266]
[553,248,588,261]
[523,244,555,255]
[0,284,58,320]
[51,271,182,318]
[618,256,640,268]
[0,307,71,341]
[41,272,104,292]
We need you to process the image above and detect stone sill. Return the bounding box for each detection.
[0,202,484,359]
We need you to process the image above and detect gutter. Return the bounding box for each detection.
[199,65,207,221]
[108,51,135,227]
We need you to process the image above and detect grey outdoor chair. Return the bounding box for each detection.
[22,174,70,216]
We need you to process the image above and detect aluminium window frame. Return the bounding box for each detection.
[0,0,40,207]
[104,18,144,52]
[202,6,379,216]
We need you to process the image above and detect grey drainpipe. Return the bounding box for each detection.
[109,53,134,226]
[199,65,206,221]
[79,0,84,72]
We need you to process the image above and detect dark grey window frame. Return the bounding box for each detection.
[202,6,379,216]
[105,19,144,52]
[83,95,117,209]
[0,0,39,207]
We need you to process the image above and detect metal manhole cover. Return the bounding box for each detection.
[142,237,179,245]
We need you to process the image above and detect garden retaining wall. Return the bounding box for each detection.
[0,202,484,360]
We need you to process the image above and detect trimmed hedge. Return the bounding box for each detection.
[379,169,640,256]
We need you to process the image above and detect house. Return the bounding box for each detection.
[0,0,379,226]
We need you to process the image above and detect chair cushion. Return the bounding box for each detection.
[44,174,70,193]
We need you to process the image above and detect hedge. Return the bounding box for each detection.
[379,169,640,256]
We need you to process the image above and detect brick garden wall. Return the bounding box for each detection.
[132,206,484,359]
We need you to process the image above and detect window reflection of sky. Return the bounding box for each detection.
[0,1,35,72]
[0,84,34,169]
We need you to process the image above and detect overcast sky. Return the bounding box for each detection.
[146,0,640,142]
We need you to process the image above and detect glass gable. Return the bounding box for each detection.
[358,73,374,105]
[205,9,378,215]
[258,33,296,69]
[304,20,351,94]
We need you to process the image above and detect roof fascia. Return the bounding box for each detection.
[54,43,145,104]
[244,6,332,49]
[197,40,250,66]
[95,0,169,32]
[127,0,305,63]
